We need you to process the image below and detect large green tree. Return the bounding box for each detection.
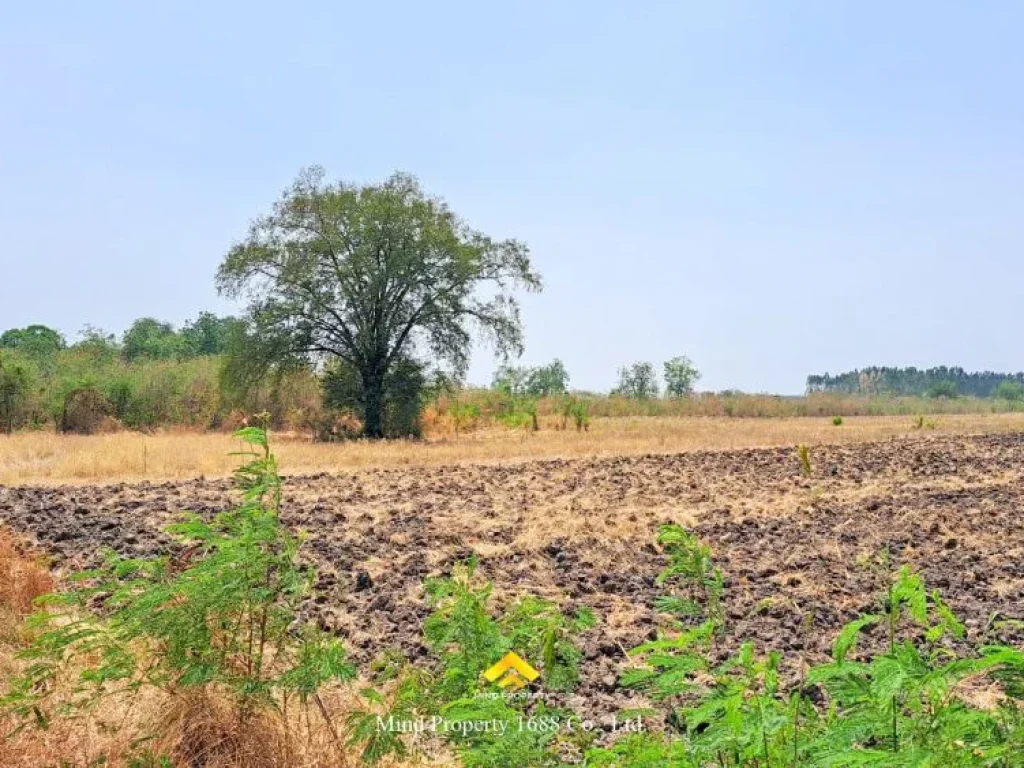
[216,167,541,438]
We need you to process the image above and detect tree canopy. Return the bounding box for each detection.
[492,359,569,397]
[0,325,65,357]
[663,356,700,397]
[216,167,541,437]
[122,318,183,360]
[181,312,239,357]
[613,361,660,399]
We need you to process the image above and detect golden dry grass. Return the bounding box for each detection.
[0,524,446,767]
[0,528,53,617]
[0,670,436,768]
[3,413,1024,485]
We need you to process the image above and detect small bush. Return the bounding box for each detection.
[926,380,959,399]
[560,396,590,432]
[832,415,843,426]
[312,408,362,442]
[654,523,724,628]
[59,386,116,434]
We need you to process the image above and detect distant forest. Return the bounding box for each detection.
[806,367,1024,398]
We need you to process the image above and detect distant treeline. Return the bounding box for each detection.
[4,319,1024,436]
[806,366,1024,399]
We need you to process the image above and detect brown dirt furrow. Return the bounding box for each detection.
[3,431,1024,720]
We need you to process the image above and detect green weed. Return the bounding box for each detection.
[797,444,812,477]
[594,528,1024,768]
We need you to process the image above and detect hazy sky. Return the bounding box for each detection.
[2,2,1022,393]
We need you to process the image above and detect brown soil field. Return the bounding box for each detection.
[2,430,1024,723]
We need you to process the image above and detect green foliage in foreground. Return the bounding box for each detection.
[346,560,595,767]
[590,524,1024,768]
[2,427,353,740]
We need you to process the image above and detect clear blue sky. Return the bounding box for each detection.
[2,2,1022,394]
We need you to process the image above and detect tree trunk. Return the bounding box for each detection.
[362,369,385,439]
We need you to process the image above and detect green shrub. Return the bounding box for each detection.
[654,523,724,628]
[348,560,595,766]
[0,353,33,433]
[926,380,959,399]
[449,400,482,433]
[595,529,1024,768]
[501,597,595,691]
[560,396,590,432]
[59,386,114,434]
[498,398,538,431]
[993,380,1024,402]
[832,415,843,426]
[2,427,355,758]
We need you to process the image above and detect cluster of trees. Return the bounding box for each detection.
[488,357,702,402]
[2,166,544,439]
[1,314,238,364]
[121,314,239,360]
[807,366,1024,399]
[611,356,701,399]
[3,169,713,438]
[491,360,569,397]
[0,315,256,434]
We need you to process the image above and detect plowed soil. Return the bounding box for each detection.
[3,432,1024,721]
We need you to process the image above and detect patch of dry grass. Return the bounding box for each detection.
[0,528,52,618]
[3,413,1024,485]
[0,675,431,768]
[0,525,443,767]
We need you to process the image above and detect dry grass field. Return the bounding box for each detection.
[4,416,1024,765]
[4,424,1024,714]
[3,412,1024,485]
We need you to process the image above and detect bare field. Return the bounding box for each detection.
[3,428,1024,722]
[3,412,1024,485]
